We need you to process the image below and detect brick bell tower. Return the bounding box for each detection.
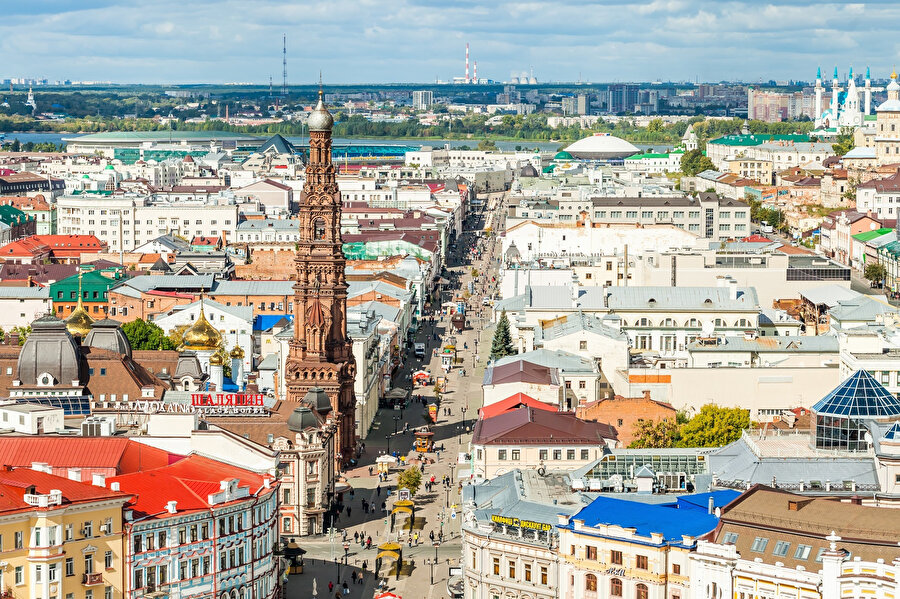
[285,88,356,467]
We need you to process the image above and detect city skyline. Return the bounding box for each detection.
[2,1,899,84]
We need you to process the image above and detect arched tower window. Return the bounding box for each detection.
[313,218,326,241]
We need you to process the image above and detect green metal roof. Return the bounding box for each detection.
[708,133,811,147]
[0,205,32,226]
[554,151,574,160]
[626,152,672,160]
[879,240,900,258]
[64,130,261,141]
[853,228,894,242]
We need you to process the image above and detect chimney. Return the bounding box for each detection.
[727,278,738,300]
[166,500,178,514]
[708,496,715,515]
[643,390,651,401]
[110,482,121,492]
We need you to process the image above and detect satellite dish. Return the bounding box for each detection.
[701,321,715,337]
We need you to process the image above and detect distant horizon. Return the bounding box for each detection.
[1,1,897,85]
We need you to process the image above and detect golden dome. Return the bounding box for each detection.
[181,302,221,350]
[229,345,245,359]
[893,67,898,80]
[209,352,225,366]
[66,271,95,339]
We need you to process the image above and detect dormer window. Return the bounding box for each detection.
[313,218,326,241]
[37,372,55,387]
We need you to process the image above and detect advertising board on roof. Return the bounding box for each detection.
[490,514,552,532]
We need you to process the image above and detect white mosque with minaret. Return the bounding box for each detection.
[815,66,883,129]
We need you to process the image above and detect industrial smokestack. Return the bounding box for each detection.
[466,43,470,83]
[474,60,477,84]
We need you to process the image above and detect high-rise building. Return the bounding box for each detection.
[284,90,357,467]
[412,90,433,110]
[607,84,639,114]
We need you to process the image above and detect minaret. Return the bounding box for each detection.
[285,87,356,467]
[831,66,840,115]
[845,66,860,126]
[814,67,823,128]
[865,66,872,115]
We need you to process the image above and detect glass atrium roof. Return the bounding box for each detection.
[812,370,900,418]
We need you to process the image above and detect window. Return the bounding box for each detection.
[471,551,476,569]
[492,557,500,575]
[15,531,23,549]
[581,449,589,460]
[84,553,94,574]
[553,449,561,460]
[105,587,113,599]
[579,340,588,350]
[722,531,738,544]
[815,547,827,562]
[586,573,598,591]
[282,518,291,532]
[772,540,791,557]
[540,566,548,585]
[14,566,23,585]
[611,550,623,565]
[751,537,769,552]
[105,551,113,569]
[313,219,326,240]
[66,558,74,576]
[794,544,812,560]
[673,563,681,574]
[524,563,532,582]
[508,561,516,578]
[637,584,649,599]
[49,562,58,582]
[83,521,93,537]
[498,450,507,461]
[511,450,520,461]
[134,536,142,553]
[636,555,648,570]
[159,530,167,548]
[586,546,597,560]
[539,449,548,460]
[566,449,575,460]
[579,380,586,389]
[611,578,623,597]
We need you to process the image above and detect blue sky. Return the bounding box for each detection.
[2,1,899,84]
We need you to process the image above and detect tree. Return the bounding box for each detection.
[680,149,715,176]
[676,405,750,448]
[864,262,887,284]
[629,418,680,448]
[490,310,516,360]
[12,325,30,345]
[122,319,177,350]
[832,127,855,156]
[477,139,498,151]
[397,467,423,496]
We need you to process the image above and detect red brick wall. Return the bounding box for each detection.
[576,392,676,446]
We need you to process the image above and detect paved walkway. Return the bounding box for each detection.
[285,195,507,598]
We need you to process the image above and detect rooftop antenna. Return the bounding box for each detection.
[282,33,287,96]
[269,75,273,97]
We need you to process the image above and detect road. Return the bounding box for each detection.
[284,192,507,599]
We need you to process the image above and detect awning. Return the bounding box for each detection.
[334,481,352,494]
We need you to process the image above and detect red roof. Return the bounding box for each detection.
[741,234,772,243]
[0,467,130,515]
[0,235,107,260]
[0,236,50,258]
[0,437,179,479]
[479,393,557,419]
[191,236,220,246]
[108,454,273,519]
[472,406,617,446]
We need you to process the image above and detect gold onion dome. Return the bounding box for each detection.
[230,345,245,359]
[66,271,95,338]
[181,302,221,350]
[209,353,225,366]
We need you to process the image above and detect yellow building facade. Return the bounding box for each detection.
[0,467,129,599]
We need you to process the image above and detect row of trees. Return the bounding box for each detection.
[630,405,751,448]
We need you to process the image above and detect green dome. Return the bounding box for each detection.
[105,165,115,170]
[542,164,556,173]
[554,150,574,160]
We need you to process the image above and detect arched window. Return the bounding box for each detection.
[638,318,650,327]
[637,583,649,599]
[313,218,326,240]
[611,578,623,597]
[586,574,598,592]
[687,318,700,328]
[714,318,725,327]
[661,318,675,327]
[738,318,751,327]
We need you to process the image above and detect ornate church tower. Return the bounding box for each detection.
[285,89,356,467]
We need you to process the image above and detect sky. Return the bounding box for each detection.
[2,1,900,85]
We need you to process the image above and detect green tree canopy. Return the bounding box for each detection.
[629,418,679,448]
[676,405,750,448]
[864,262,887,283]
[490,310,516,360]
[121,319,177,350]
[831,127,855,156]
[477,139,498,151]
[397,467,423,495]
[680,149,716,176]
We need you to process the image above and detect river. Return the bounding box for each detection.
[1,132,670,154]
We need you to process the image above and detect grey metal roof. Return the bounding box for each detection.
[209,280,295,296]
[257,353,279,370]
[236,219,299,231]
[607,286,759,311]
[464,469,584,531]
[708,436,879,489]
[0,286,49,299]
[120,275,216,292]
[828,296,897,323]
[687,336,838,353]
[799,284,859,307]
[353,300,401,323]
[494,348,596,374]
[347,280,412,303]
[160,298,253,324]
[537,311,627,342]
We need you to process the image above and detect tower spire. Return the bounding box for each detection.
[282,33,287,96]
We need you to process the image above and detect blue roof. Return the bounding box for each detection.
[254,314,293,332]
[562,491,736,546]
[883,421,900,441]
[812,370,900,418]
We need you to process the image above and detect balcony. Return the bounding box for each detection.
[83,572,103,586]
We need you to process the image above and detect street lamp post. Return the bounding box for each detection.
[341,540,350,580]
[450,462,455,484]
[461,407,468,433]
[431,540,440,584]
